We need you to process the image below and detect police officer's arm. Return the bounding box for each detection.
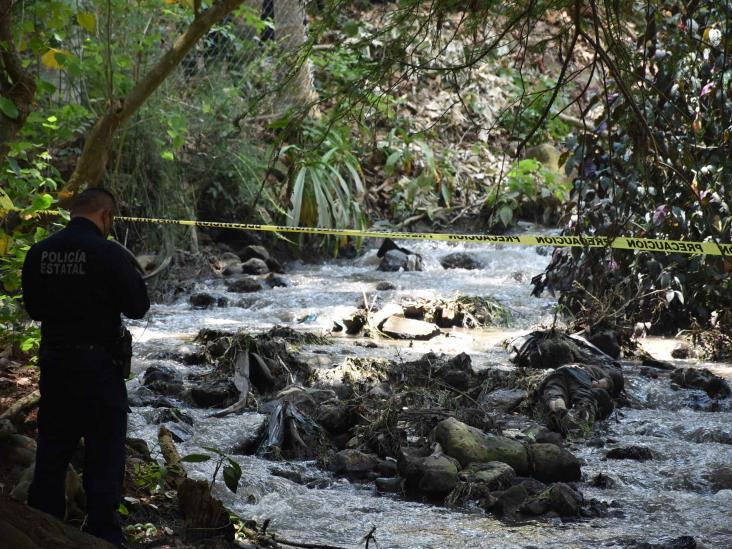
[108,245,150,319]
[21,246,45,321]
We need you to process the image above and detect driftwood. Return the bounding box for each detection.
[211,350,250,418]
[0,390,40,425]
[158,425,186,488]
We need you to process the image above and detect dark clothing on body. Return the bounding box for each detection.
[22,217,149,546]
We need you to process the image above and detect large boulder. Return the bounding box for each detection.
[527,443,582,482]
[606,445,654,461]
[380,316,441,340]
[440,252,484,270]
[189,293,227,309]
[671,367,731,399]
[398,447,459,497]
[519,482,583,517]
[432,418,529,475]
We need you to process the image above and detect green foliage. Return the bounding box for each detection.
[497,65,573,146]
[285,121,366,236]
[484,158,570,228]
[534,1,732,334]
[182,447,242,494]
[132,462,168,493]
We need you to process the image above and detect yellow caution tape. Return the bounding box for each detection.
[115,215,730,256]
[6,208,731,256]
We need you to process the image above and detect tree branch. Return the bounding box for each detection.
[61,0,247,200]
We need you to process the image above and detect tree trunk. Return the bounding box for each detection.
[274,0,318,112]
[0,0,38,166]
[60,0,247,201]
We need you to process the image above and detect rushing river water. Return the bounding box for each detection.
[125,229,732,549]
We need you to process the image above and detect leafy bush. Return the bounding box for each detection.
[285,122,366,234]
[533,2,732,335]
[483,158,570,228]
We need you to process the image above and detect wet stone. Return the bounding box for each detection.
[330,450,382,479]
[142,365,184,397]
[376,281,396,291]
[264,273,288,288]
[606,445,654,461]
[241,258,269,275]
[440,252,484,270]
[378,249,422,272]
[479,388,527,413]
[375,477,405,493]
[527,443,582,483]
[380,316,441,340]
[163,421,194,443]
[520,482,583,517]
[226,277,263,293]
[190,379,239,408]
[670,367,731,400]
[238,245,270,263]
[189,292,228,309]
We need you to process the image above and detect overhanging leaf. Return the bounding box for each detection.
[77,12,97,34]
[181,453,211,463]
[41,49,73,69]
[0,97,19,120]
[222,463,241,494]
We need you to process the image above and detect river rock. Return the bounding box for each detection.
[231,413,268,455]
[241,258,269,275]
[143,365,184,397]
[330,450,382,479]
[432,417,530,474]
[398,447,459,497]
[190,379,239,408]
[218,252,242,276]
[670,367,731,399]
[606,445,654,461]
[588,331,621,359]
[189,292,227,309]
[376,281,396,291]
[226,277,263,293]
[458,461,515,491]
[527,443,582,482]
[435,352,474,390]
[671,342,691,359]
[239,245,270,263]
[316,403,356,435]
[264,273,288,288]
[626,536,697,549]
[490,484,530,516]
[440,252,484,270]
[371,303,406,329]
[479,388,527,413]
[702,464,732,493]
[519,482,583,517]
[148,408,194,426]
[375,477,405,493]
[380,316,440,340]
[379,249,423,272]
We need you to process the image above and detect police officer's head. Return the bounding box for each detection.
[70,188,117,237]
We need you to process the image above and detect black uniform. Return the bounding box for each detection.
[22,216,149,546]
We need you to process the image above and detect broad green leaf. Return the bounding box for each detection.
[161,151,175,161]
[289,167,307,226]
[77,12,97,34]
[181,453,211,463]
[30,193,53,212]
[222,463,241,494]
[498,205,513,227]
[0,97,19,119]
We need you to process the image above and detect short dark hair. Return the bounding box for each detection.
[70,188,117,216]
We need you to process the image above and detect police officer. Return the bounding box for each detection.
[22,188,149,546]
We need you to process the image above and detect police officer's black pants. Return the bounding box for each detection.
[28,347,127,547]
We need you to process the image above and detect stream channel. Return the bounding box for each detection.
[124,228,732,549]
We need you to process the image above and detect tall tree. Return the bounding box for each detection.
[274,0,318,112]
[0,0,36,166]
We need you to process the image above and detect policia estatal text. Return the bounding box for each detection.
[22,189,149,546]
